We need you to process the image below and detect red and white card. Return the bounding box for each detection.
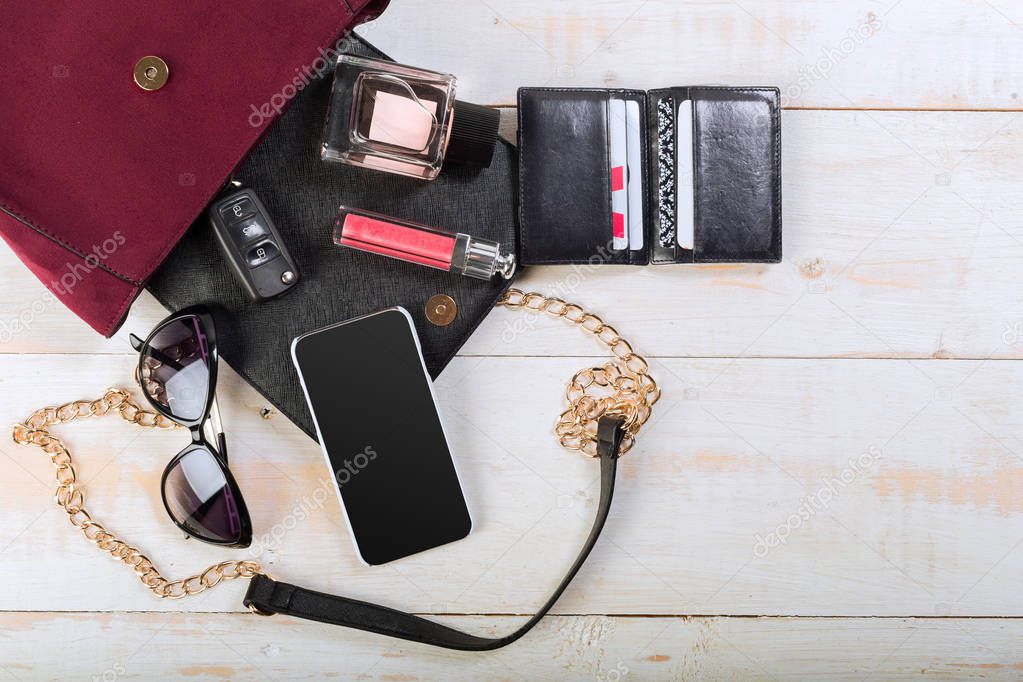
[610,98,629,251]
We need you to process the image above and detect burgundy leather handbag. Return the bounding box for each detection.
[0,0,389,336]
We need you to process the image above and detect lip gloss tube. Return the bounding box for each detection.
[332,206,516,280]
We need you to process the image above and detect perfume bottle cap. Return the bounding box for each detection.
[446,100,500,168]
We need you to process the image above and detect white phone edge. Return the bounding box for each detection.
[290,306,473,567]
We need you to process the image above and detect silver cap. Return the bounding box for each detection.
[452,234,517,280]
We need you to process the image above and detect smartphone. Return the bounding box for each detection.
[291,307,472,565]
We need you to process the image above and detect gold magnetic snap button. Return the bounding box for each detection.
[133,56,169,91]
[426,294,457,326]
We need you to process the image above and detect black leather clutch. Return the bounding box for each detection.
[517,86,782,266]
[147,35,517,440]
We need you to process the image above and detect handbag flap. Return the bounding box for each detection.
[0,0,389,335]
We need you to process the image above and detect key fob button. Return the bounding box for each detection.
[246,241,280,267]
[220,197,256,224]
[231,218,270,245]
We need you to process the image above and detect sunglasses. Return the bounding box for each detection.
[129,306,252,548]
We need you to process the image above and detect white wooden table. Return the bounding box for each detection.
[3,1,1022,679]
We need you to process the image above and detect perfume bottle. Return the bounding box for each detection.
[322,56,500,181]
[333,206,516,280]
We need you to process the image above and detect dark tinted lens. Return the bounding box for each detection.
[140,315,210,422]
[164,449,242,543]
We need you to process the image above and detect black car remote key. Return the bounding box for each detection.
[208,188,299,301]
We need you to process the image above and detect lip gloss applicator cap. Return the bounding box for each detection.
[452,233,516,280]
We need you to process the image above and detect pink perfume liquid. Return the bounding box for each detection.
[322,56,499,181]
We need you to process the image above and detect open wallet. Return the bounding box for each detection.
[517,86,782,266]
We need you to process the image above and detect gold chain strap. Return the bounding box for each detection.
[10,388,264,599]
[10,291,656,600]
[498,289,660,456]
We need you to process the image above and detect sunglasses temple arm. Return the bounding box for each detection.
[218,432,229,465]
[208,396,229,464]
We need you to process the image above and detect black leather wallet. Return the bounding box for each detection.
[517,86,782,266]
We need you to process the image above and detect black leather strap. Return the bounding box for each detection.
[243,417,625,650]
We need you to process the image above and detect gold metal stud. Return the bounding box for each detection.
[425,294,457,326]
[133,56,169,91]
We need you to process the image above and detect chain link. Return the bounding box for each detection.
[11,388,264,599]
[11,292,653,601]
[498,289,661,456]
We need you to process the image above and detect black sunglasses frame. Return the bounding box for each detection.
[130,306,252,548]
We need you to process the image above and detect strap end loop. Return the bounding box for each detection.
[596,416,626,460]
[244,573,279,616]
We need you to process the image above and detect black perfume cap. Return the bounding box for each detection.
[445,100,500,168]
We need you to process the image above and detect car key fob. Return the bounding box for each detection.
[208,188,299,301]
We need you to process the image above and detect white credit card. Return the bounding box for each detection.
[677,99,695,251]
[625,100,644,251]
[609,98,629,251]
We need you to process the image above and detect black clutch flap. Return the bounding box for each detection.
[147,35,517,440]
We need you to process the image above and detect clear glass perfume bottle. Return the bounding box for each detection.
[322,56,499,181]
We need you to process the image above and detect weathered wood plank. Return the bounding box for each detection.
[1,613,1021,681]
[3,354,1022,616]
[358,0,1023,110]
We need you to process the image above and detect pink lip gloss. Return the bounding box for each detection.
[332,206,516,280]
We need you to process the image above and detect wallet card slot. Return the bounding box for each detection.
[674,88,697,263]
[607,88,651,265]
[518,88,628,265]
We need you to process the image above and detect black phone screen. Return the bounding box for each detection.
[292,308,471,565]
